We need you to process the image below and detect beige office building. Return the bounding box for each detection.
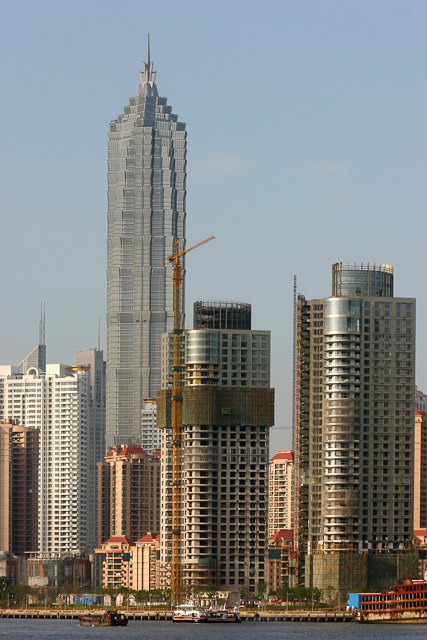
[268,450,294,536]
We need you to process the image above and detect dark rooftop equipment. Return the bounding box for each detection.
[193,301,251,330]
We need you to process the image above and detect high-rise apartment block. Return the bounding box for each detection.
[0,364,91,552]
[295,263,416,588]
[268,451,294,536]
[97,445,161,547]
[158,305,273,595]
[0,420,38,554]
[106,38,186,451]
[74,349,106,547]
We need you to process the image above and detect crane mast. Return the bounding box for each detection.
[167,235,214,604]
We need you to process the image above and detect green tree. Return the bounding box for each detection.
[205,584,218,601]
[257,580,267,600]
[135,590,149,603]
[0,577,11,600]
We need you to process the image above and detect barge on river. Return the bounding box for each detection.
[356,580,427,623]
[79,611,128,626]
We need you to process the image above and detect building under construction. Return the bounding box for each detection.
[158,327,274,600]
[303,541,419,594]
[293,263,416,591]
[193,300,251,331]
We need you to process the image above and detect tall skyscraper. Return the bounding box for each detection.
[294,262,416,590]
[18,304,46,374]
[106,37,187,451]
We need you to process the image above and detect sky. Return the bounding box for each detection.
[1,0,427,456]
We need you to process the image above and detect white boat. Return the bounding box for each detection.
[173,603,206,623]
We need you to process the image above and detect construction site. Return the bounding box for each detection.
[157,385,274,601]
[298,540,419,594]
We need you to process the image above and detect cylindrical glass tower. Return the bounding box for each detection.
[332,263,393,298]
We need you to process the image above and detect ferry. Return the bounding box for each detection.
[203,609,241,623]
[79,611,128,626]
[356,580,427,623]
[173,603,206,623]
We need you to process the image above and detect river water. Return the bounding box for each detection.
[1,620,427,640]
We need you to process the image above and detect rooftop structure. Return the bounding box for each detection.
[193,301,251,330]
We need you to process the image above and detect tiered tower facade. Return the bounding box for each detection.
[106,37,186,450]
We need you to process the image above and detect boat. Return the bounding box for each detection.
[202,609,241,623]
[356,580,427,623]
[173,603,206,623]
[79,611,128,626]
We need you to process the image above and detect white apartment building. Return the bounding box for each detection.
[141,401,161,452]
[0,364,90,553]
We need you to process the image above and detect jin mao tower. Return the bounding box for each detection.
[106,37,186,450]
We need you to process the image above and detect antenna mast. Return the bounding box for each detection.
[39,302,45,346]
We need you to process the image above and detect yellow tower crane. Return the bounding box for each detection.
[167,235,215,605]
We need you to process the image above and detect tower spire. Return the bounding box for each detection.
[138,34,158,97]
[39,301,45,346]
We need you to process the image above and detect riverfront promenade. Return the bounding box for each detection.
[0,608,354,622]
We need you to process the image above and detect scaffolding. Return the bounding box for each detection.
[306,541,419,594]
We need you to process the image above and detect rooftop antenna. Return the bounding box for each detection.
[98,317,100,352]
[39,302,45,346]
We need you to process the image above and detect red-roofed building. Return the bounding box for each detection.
[269,450,294,536]
[268,529,294,592]
[415,409,427,530]
[95,535,135,590]
[97,445,161,547]
[133,533,161,590]
[95,532,160,590]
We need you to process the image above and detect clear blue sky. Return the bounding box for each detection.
[1,0,427,454]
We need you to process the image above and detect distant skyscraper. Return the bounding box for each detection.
[74,349,106,549]
[106,36,186,451]
[18,304,46,373]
